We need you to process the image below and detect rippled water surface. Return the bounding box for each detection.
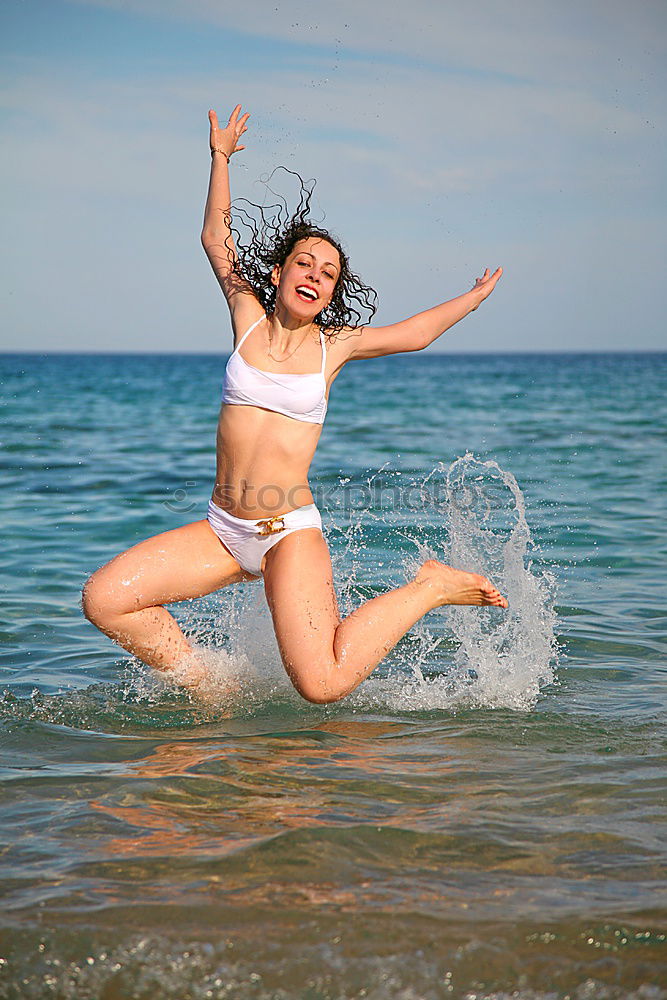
[0,352,665,999]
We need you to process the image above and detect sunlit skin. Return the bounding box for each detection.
[214,236,339,517]
[82,103,507,705]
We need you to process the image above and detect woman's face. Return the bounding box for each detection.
[272,237,341,319]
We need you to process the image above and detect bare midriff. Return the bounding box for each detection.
[212,403,323,518]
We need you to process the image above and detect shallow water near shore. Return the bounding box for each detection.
[0,351,666,998]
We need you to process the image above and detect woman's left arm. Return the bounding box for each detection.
[345,267,502,361]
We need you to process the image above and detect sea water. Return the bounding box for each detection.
[0,351,665,998]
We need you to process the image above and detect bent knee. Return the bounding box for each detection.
[298,687,343,706]
[81,570,126,628]
[294,683,346,706]
[81,572,106,626]
[285,662,349,705]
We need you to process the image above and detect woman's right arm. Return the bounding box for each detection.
[201,106,255,321]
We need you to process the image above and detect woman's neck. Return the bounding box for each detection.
[269,306,318,349]
[266,312,318,362]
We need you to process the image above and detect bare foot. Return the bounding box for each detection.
[162,654,210,691]
[415,560,509,609]
[161,652,241,706]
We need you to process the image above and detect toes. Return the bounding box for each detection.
[478,577,507,607]
[483,587,508,608]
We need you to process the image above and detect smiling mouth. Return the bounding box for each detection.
[296,286,318,302]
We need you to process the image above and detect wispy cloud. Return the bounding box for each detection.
[2,0,665,350]
[70,0,667,96]
[2,56,656,204]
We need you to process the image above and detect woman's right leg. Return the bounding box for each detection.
[82,519,255,685]
[262,529,508,705]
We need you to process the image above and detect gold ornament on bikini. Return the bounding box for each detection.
[256,515,286,536]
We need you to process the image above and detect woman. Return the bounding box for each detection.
[82,104,507,704]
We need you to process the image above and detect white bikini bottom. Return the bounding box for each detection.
[207,499,323,576]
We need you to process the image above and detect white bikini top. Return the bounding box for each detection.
[221,315,328,424]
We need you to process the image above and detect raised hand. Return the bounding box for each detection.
[470,266,503,309]
[209,105,250,160]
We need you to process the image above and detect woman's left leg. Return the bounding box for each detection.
[262,529,507,704]
[82,519,254,687]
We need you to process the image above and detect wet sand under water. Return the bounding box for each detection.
[1,705,665,999]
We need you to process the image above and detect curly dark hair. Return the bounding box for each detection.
[229,169,378,336]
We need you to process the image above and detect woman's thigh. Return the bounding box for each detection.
[84,519,255,617]
[262,528,340,680]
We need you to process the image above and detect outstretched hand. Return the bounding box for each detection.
[470,266,503,309]
[209,104,250,159]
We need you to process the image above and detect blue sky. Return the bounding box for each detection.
[2,0,665,352]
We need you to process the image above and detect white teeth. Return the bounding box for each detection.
[297,286,317,300]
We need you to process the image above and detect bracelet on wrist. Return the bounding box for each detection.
[211,148,230,163]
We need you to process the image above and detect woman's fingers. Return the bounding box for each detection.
[211,105,249,131]
[236,113,250,139]
[477,266,502,286]
[228,103,243,126]
[472,266,502,300]
[209,105,249,154]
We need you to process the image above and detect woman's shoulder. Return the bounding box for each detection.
[322,324,367,371]
[323,324,366,349]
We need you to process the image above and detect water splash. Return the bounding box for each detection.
[443,453,557,708]
[2,455,557,727]
[337,453,557,713]
[359,453,557,712]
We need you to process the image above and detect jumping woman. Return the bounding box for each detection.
[82,104,507,704]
